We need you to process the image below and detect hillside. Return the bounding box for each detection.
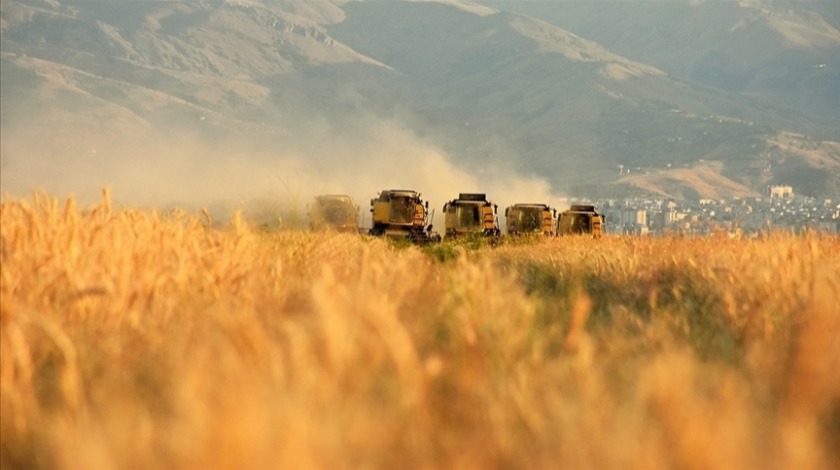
[480,0,840,122]
[1,0,838,206]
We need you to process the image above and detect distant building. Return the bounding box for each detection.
[652,209,681,231]
[768,185,793,199]
[621,209,647,227]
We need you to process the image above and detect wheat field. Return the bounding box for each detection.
[1,192,839,470]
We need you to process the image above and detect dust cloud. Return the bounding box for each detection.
[0,113,561,229]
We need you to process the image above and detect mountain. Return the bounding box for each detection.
[1,0,838,209]
[479,0,840,122]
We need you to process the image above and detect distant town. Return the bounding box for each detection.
[569,186,840,236]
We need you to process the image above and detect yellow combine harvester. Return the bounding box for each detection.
[369,189,440,243]
[442,193,500,240]
[556,204,604,236]
[504,203,556,236]
[309,195,360,233]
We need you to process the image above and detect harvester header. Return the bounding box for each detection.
[368,189,440,243]
[443,192,500,240]
[557,204,604,237]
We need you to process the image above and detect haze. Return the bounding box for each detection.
[1,0,838,219]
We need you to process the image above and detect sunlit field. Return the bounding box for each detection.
[2,193,839,470]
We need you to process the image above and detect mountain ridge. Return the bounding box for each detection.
[1,0,838,207]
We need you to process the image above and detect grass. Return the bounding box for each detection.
[1,192,839,469]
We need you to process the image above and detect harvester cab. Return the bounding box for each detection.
[443,193,500,240]
[505,203,556,236]
[556,204,604,237]
[309,195,359,233]
[369,189,440,243]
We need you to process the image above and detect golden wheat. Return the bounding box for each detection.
[1,193,838,469]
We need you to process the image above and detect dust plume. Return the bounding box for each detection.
[0,111,559,228]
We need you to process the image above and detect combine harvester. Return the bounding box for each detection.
[504,203,556,236]
[309,195,360,233]
[368,189,441,244]
[556,204,604,237]
[442,193,501,241]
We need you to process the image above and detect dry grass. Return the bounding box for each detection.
[2,192,839,469]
